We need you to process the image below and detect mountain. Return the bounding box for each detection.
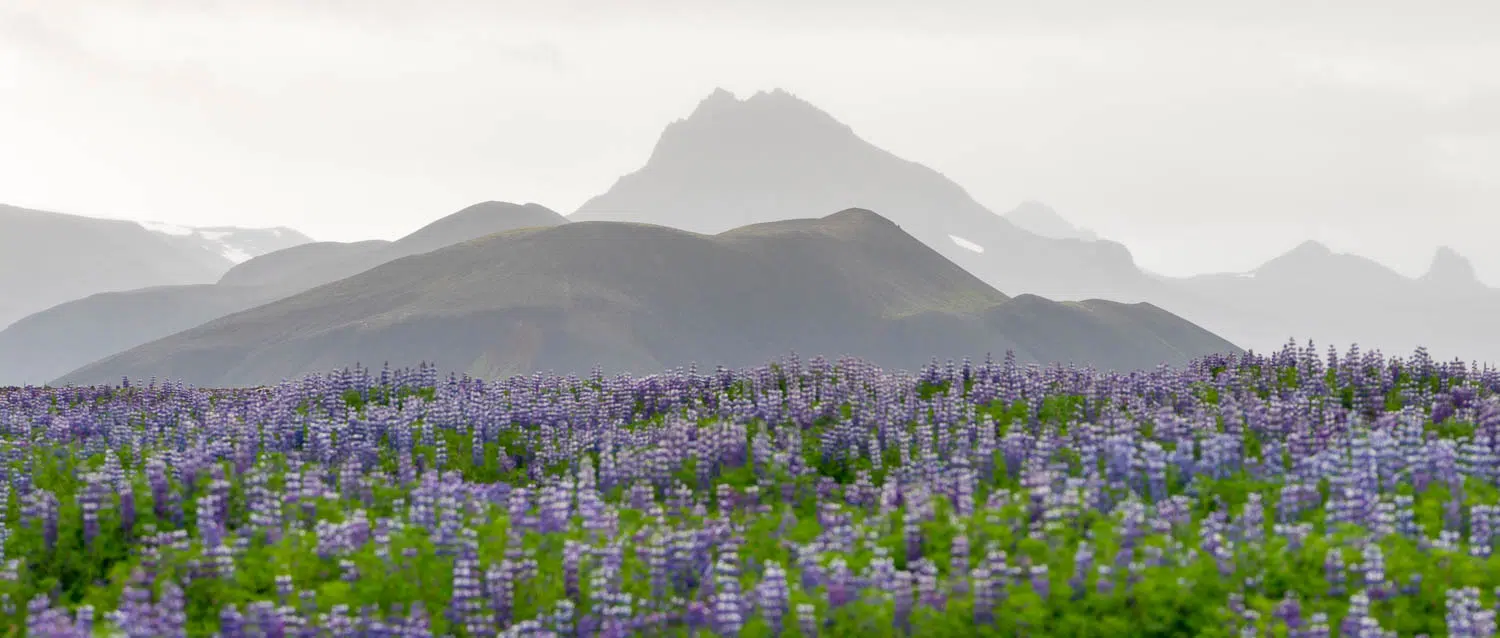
[0,204,220,329]
[1249,240,1409,287]
[55,209,1241,387]
[216,240,391,288]
[1419,246,1486,292]
[0,203,313,330]
[1003,201,1099,241]
[0,202,568,385]
[140,221,313,264]
[562,88,1500,364]
[571,88,1163,301]
[216,201,568,291]
[1163,242,1500,363]
[388,201,567,257]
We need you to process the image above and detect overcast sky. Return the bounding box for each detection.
[2,0,1496,281]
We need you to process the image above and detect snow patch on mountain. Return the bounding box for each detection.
[137,220,195,237]
[138,222,314,265]
[218,246,253,263]
[949,234,985,253]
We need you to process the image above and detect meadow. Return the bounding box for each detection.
[4,343,1500,636]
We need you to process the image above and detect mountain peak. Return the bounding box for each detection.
[1252,240,1338,277]
[1003,201,1098,241]
[659,88,853,160]
[689,87,817,113]
[821,207,903,231]
[692,87,740,113]
[826,207,886,222]
[451,200,531,214]
[571,90,1151,299]
[745,88,805,104]
[1421,245,1482,288]
[437,201,562,225]
[1290,239,1332,256]
[1250,239,1417,290]
[393,201,566,256]
[576,87,931,235]
[1013,200,1055,213]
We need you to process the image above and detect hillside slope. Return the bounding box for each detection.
[0,204,316,329]
[0,202,567,385]
[57,209,1240,387]
[0,204,227,328]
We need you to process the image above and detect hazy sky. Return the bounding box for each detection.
[2,0,1496,282]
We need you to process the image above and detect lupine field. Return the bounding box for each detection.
[6,344,1500,636]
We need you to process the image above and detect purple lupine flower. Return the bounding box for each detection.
[1325,548,1346,597]
[1273,591,1304,632]
[1361,544,1389,601]
[79,473,107,547]
[1029,562,1051,601]
[562,539,584,599]
[711,552,745,635]
[1447,586,1495,638]
[486,562,513,629]
[757,560,791,635]
[949,531,971,595]
[796,603,819,638]
[1070,542,1093,599]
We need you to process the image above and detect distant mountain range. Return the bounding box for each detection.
[0,203,310,329]
[11,87,1491,386]
[0,202,566,385]
[1163,240,1500,363]
[574,88,1498,364]
[56,209,1238,387]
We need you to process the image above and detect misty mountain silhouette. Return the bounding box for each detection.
[1163,241,1500,363]
[1249,240,1411,287]
[55,209,1238,387]
[0,203,308,330]
[1003,201,1099,241]
[571,88,1161,301]
[1420,246,1485,291]
[0,202,567,385]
